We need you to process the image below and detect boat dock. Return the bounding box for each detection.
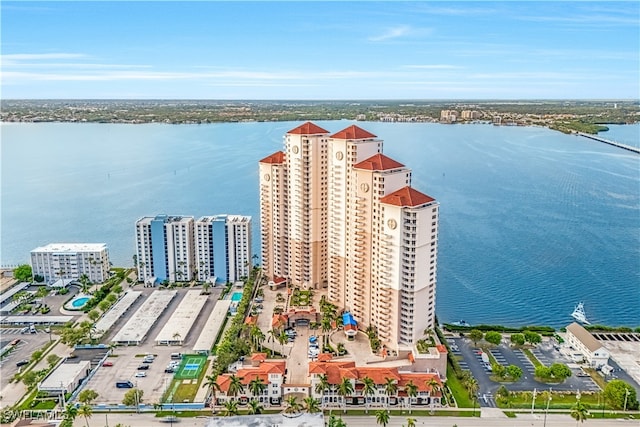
[576,132,640,154]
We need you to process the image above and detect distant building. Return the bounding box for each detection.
[136,214,251,285]
[215,357,286,406]
[565,322,610,368]
[461,110,480,120]
[440,110,458,122]
[38,360,91,396]
[30,243,110,284]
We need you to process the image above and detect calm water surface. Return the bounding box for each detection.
[2,122,638,327]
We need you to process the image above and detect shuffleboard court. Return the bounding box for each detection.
[174,354,207,380]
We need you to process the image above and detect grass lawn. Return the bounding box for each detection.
[446,364,473,408]
[497,391,601,409]
[164,360,210,403]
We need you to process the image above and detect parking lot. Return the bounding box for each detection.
[0,328,56,390]
[84,286,223,406]
[448,335,602,406]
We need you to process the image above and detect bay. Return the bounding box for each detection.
[1,121,638,328]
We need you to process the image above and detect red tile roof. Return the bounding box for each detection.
[398,373,442,394]
[330,125,377,140]
[353,153,404,171]
[272,314,288,329]
[259,151,285,164]
[317,353,333,362]
[250,353,267,362]
[436,344,447,354]
[287,122,329,135]
[218,361,286,393]
[244,316,257,325]
[380,186,435,207]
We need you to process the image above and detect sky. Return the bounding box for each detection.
[1,1,639,100]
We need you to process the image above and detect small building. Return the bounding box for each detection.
[565,322,610,368]
[215,357,286,406]
[38,360,91,395]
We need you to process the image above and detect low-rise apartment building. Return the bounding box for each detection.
[30,243,110,283]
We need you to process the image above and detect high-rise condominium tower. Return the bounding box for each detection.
[259,123,438,351]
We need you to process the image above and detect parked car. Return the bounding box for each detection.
[137,365,149,370]
[164,368,175,373]
[102,361,114,367]
[16,359,29,367]
[135,372,147,377]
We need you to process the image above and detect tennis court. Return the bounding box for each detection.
[174,354,207,380]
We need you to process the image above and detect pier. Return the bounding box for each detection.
[576,132,640,154]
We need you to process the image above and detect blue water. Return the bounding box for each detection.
[2,122,638,328]
[231,292,243,302]
[71,296,90,308]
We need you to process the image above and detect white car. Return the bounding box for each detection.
[135,372,147,377]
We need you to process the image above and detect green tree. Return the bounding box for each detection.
[405,379,418,414]
[13,264,33,282]
[62,404,78,426]
[603,379,638,410]
[383,377,397,409]
[406,417,417,427]
[248,377,266,399]
[469,329,483,347]
[550,363,572,380]
[88,309,100,322]
[375,409,390,427]
[484,331,502,346]
[523,330,542,345]
[570,400,588,425]
[465,376,479,400]
[535,365,551,379]
[510,333,525,346]
[427,378,441,414]
[492,363,506,378]
[315,374,330,409]
[79,274,91,294]
[362,376,376,413]
[284,395,301,414]
[303,396,321,413]
[47,354,61,368]
[247,399,263,415]
[31,349,43,362]
[337,377,354,412]
[227,375,244,399]
[221,400,238,416]
[122,388,143,406]
[327,414,347,427]
[22,371,38,388]
[507,365,523,381]
[77,403,92,427]
[78,389,99,404]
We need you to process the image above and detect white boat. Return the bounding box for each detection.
[571,302,590,325]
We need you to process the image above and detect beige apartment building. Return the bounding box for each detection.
[259,122,439,351]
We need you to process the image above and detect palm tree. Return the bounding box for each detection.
[405,380,418,414]
[227,375,244,400]
[337,377,354,413]
[247,399,263,415]
[406,417,417,427]
[375,409,390,427]
[77,404,92,427]
[303,396,321,413]
[250,326,265,351]
[284,395,301,414]
[427,378,441,414]
[383,377,397,410]
[321,316,332,346]
[203,374,221,408]
[327,414,347,427]
[248,377,267,400]
[315,374,330,409]
[221,400,239,416]
[79,273,91,294]
[466,376,479,400]
[62,404,78,425]
[361,376,376,413]
[277,329,288,354]
[571,400,589,426]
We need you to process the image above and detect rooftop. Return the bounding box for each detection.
[330,124,377,140]
[31,243,107,253]
[353,153,404,171]
[287,121,329,135]
[380,186,436,207]
[567,322,603,352]
[259,151,285,164]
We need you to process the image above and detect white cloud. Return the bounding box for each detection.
[368,25,412,42]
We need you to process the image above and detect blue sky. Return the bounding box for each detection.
[1,1,638,99]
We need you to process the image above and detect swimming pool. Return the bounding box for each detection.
[231,292,243,302]
[65,295,91,310]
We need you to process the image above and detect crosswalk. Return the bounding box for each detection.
[1,328,36,335]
